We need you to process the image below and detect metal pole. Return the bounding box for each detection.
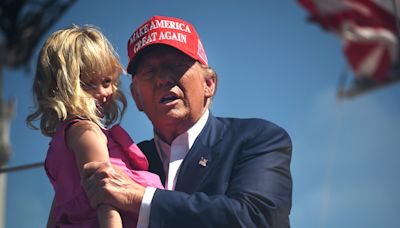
[0,64,15,228]
[0,162,44,173]
[0,66,6,228]
[0,171,6,228]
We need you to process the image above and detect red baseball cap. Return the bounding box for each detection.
[127,15,208,74]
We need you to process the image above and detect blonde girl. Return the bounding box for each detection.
[27,25,162,228]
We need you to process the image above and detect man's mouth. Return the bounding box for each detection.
[160,94,179,104]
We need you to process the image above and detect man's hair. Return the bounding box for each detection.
[26,25,127,136]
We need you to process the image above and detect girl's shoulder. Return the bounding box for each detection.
[65,117,105,141]
[57,116,89,130]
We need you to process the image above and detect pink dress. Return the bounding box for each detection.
[45,118,163,227]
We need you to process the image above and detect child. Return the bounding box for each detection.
[26,25,163,227]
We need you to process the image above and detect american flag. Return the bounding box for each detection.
[298,0,400,97]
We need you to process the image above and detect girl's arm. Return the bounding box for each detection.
[66,120,122,228]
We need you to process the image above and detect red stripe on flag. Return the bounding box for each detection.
[344,42,377,75]
[298,0,319,16]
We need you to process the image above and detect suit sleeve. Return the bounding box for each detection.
[149,121,292,228]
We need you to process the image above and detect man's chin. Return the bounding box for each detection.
[165,109,188,119]
[152,110,188,124]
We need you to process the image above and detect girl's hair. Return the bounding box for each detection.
[26,25,127,137]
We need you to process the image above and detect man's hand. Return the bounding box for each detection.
[81,161,145,214]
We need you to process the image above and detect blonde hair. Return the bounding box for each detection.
[26,25,127,136]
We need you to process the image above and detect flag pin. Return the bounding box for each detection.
[198,157,208,167]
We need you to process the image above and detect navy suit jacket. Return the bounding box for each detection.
[138,113,292,228]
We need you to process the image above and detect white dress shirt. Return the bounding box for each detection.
[136,110,209,228]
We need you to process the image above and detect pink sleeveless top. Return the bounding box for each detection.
[45,118,163,227]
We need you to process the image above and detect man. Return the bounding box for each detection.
[82,15,292,227]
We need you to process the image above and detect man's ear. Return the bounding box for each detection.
[204,72,217,98]
[130,82,144,111]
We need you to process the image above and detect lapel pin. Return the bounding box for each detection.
[198,157,208,167]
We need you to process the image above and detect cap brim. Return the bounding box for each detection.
[127,43,199,75]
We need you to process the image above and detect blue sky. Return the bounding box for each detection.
[3,0,400,227]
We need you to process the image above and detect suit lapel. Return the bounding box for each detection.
[175,114,225,193]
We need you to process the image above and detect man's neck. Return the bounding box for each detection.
[154,123,191,144]
[154,109,209,145]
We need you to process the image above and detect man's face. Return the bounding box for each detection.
[130,45,215,135]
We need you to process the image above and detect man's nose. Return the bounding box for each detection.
[155,68,175,88]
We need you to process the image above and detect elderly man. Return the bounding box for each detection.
[82,15,293,228]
